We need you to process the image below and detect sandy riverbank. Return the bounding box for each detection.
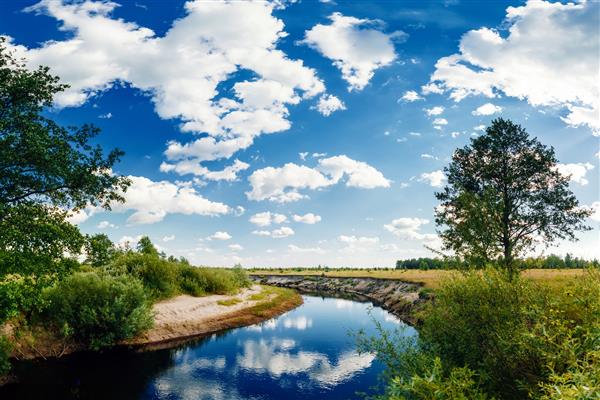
[129,284,301,348]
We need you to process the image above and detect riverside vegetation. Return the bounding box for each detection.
[0,42,254,379]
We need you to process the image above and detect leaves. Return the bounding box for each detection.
[435,118,591,276]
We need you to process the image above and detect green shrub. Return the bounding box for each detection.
[361,269,600,400]
[178,265,209,296]
[0,273,55,323]
[42,272,153,349]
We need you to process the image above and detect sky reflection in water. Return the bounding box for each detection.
[3,295,416,400]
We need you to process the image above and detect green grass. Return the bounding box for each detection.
[250,268,588,289]
[217,298,242,306]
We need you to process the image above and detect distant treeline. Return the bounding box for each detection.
[396,254,599,270]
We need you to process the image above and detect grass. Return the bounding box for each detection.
[217,298,242,306]
[250,268,588,289]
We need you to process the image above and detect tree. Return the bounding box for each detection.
[85,234,116,268]
[435,118,591,278]
[136,236,158,256]
[0,38,130,273]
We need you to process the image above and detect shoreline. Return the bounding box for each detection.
[7,284,302,362]
[252,275,426,325]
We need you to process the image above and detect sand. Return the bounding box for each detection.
[129,285,280,347]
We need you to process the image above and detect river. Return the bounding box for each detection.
[1,295,417,399]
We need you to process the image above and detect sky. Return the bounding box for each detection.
[1,0,599,267]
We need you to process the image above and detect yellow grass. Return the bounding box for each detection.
[250,268,588,289]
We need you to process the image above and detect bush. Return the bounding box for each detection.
[42,272,153,349]
[360,269,600,399]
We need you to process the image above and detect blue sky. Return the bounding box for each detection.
[2,0,598,266]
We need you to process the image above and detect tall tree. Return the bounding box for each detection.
[0,38,129,219]
[435,118,591,278]
[0,38,130,273]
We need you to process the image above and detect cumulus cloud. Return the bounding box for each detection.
[400,90,423,102]
[249,211,288,227]
[247,155,390,202]
[162,235,175,242]
[556,163,595,185]
[472,103,502,116]
[228,244,243,251]
[384,217,437,241]
[292,213,322,224]
[419,170,446,187]
[7,0,327,176]
[301,12,404,91]
[208,231,232,241]
[425,106,444,116]
[160,159,250,181]
[313,94,346,116]
[432,118,448,129]
[425,1,600,134]
[102,175,230,225]
[96,220,116,229]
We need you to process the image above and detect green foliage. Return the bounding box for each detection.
[0,38,129,214]
[0,273,57,324]
[0,335,11,376]
[41,272,153,350]
[395,255,599,271]
[387,358,490,400]
[108,239,251,300]
[435,119,591,278]
[85,234,116,268]
[0,204,83,276]
[360,269,600,399]
[136,236,158,256]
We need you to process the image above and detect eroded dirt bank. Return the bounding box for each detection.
[253,275,425,324]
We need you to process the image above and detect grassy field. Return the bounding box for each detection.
[250,268,588,289]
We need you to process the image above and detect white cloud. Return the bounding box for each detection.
[254,227,295,238]
[249,212,288,227]
[338,235,379,245]
[474,124,486,132]
[425,106,444,116]
[292,213,322,224]
[420,153,436,159]
[272,226,295,238]
[106,175,230,224]
[301,12,403,91]
[247,155,390,202]
[228,244,244,251]
[208,231,232,241]
[426,1,600,134]
[313,94,346,116]
[160,159,250,181]
[299,152,309,161]
[400,90,423,102]
[288,244,324,254]
[384,217,437,242]
[7,0,327,177]
[96,220,116,229]
[432,118,448,127]
[98,112,112,119]
[409,132,421,136]
[472,103,502,116]
[419,170,446,187]
[556,163,595,185]
[162,235,175,242]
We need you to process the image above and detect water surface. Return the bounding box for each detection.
[2,295,416,400]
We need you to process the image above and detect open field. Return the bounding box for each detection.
[250,268,589,289]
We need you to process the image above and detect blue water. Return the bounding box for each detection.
[2,295,416,400]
